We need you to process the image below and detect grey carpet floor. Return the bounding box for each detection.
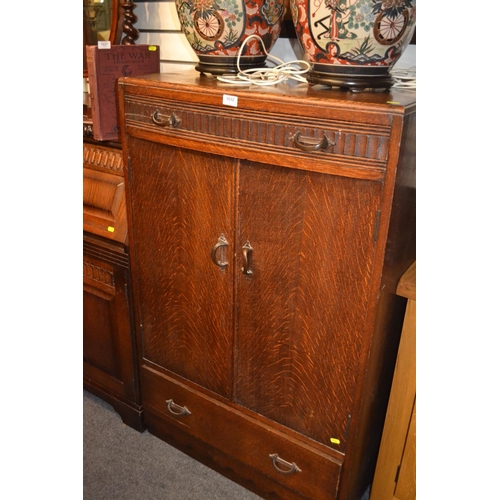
[84,390,260,499]
[84,390,370,499]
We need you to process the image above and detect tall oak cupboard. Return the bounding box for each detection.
[117,71,416,500]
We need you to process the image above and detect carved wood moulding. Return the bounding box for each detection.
[83,240,129,268]
[123,96,391,177]
[83,260,115,292]
[84,143,124,174]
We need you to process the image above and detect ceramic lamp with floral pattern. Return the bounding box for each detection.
[176,0,286,75]
[290,0,416,90]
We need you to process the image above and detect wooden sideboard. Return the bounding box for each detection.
[82,0,143,431]
[83,133,144,431]
[117,71,416,500]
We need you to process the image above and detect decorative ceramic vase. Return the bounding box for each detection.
[290,0,416,90]
[175,0,286,75]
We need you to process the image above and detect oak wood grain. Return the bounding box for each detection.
[236,162,382,453]
[118,71,416,500]
[140,365,342,500]
[83,234,141,428]
[127,138,235,399]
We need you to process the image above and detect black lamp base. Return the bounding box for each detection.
[307,66,395,92]
[195,55,268,76]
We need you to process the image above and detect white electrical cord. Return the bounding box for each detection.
[216,34,310,86]
[390,66,416,90]
[217,35,415,91]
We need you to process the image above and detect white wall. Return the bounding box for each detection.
[133,0,304,73]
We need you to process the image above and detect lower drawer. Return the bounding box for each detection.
[140,366,342,500]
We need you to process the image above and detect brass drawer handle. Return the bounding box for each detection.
[292,132,334,152]
[242,241,253,276]
[211,234,229,268]
[165,399,191,417]
[151,109,181,128]
[269,453,302,475]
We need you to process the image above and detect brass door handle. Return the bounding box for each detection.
[211,234,229,268]
[166,399,191,417]
[151,109,181,128]
[292,132,333,152]
[242,241,253,276]
[269,454,302,474]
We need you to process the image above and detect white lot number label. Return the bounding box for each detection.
[223,94,238,107]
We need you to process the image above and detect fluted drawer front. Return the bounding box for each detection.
[123,94,390,180]
[140,366,342,500]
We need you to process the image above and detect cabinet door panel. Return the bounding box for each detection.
[127,138,235,399]
[236,162,382,451]
[83,253,133,400]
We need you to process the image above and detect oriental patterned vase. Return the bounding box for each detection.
[175,0,286,75]
[290,0,416,90]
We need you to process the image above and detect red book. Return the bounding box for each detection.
[86,44,160,141]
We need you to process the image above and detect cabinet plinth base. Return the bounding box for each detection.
[84,380,145,432]
[143,407,311,500]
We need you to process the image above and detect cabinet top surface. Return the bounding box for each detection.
[118,70,416,114]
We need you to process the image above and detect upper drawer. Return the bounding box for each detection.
[83,143,128,244]
[122,93,391,181]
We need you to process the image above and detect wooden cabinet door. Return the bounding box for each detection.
[83,247,136,403]
[235,162,382,452]
[127,138,235,399]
